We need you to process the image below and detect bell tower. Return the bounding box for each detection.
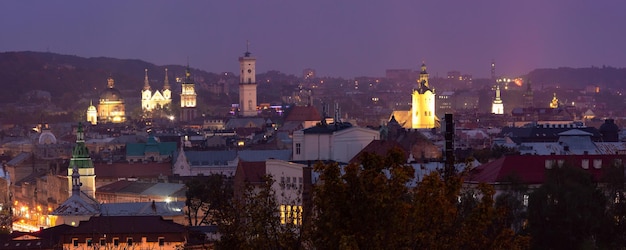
[180,66,197,122]
[239,41,258,117]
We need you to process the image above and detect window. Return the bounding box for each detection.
[113,238,119,246]
[523,194,529,207]
[86,238,92,247]
[72,239,79,247]
[280,205,303,225]
[127,238,133,246]
[100,239,106,246]
[295,143,301,155]
[158,238,165,246]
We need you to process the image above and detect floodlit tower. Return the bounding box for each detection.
[411,62,436,128]
[491,85,504,114]
[86,100,97,125]
[239,41,258,117]
[180,66,197,122]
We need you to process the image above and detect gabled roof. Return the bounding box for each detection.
[349,140,407,164]
[50,191,100,216]
[126,137,177,156]
[6,152,32,166]
[238,149,292,161]
[97,180,185,197]
[184,150,237,166]
[302,122,353,134]
[226,117,266,129]
[67,216,185,235]
[236,161,266,183]
[94,162,172,178]
[284,106,321,122]
[100,201,185,216]
[467,154,626,185]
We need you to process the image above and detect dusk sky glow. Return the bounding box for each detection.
[2,1,625,78]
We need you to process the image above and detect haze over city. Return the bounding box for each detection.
[2,1,625,78]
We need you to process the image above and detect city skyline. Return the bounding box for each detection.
[1,1,625,78]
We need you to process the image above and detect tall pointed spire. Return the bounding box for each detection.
[163,68,170,90]
[143,68,151,90]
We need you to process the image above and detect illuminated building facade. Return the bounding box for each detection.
[410,63,436,129]
[98,76,126,123]
[239,47,258,117]
[179,67,197,122]
[141,68,172,112]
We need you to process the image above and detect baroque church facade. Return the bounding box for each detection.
[97,76,126,123]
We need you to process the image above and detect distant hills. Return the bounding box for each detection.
[0,51,222,107]
[525,66,626,89]
[1,51,626,109]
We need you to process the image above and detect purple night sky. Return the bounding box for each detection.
[1,1,625,78]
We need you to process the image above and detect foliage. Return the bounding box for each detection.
[216,175,304,250]
[527,164,607,249]
[312,147,529,249]
[185,175,233,226]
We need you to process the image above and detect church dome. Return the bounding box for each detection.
[87,104,96,111]
[39,130,57,144]
[100,87,122,102]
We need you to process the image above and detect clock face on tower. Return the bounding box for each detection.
[247,69,252,73]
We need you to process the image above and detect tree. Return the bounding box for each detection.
[216,175,304,250]
[185,174,233,226]
[311,147,529,249]
[527,164,608,249]
[311,148,415,250]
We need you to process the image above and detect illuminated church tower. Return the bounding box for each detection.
[410,63,436,129]
[66,122,96,198]
[239,43,258,117]
[550,93,559,109]
[141,68,172,113]
[180,66,197,122]
[86,100,97,125]
[491,85,504,114]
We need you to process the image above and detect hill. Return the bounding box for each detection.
[0,51,223,108]
[524,66,626,89]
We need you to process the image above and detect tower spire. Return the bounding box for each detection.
[245,40,251,57]
[163,68,170,90]
[143,68,150,90]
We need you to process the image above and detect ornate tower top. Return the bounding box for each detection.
[143,69,151,90]
[69,122,93,169]
[107,76,115,88]
[163,68,170,90]
[185,65,191,81]
[418,62,430,89]
[550,93,559,109]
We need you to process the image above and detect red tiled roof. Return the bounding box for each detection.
[284,106,321,122]
[94,162,172,178]
[467,154,626,184]
[236,161,266,183]
[349,140,407,164]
